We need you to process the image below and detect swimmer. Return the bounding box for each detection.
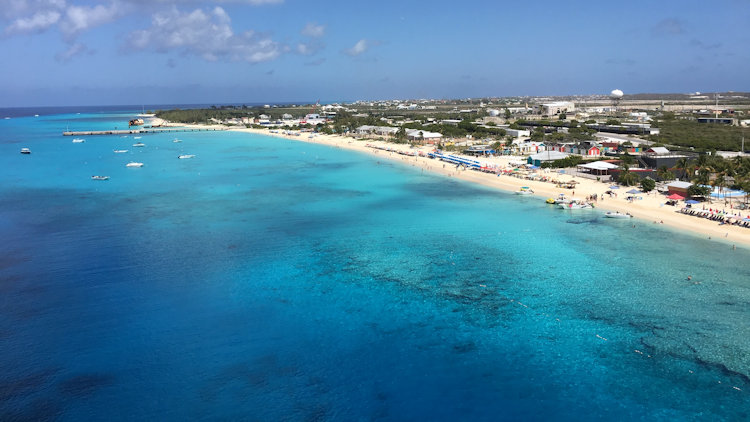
[687,275,692,281]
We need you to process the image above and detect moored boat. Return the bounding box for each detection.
[113,149,128,153]
[557,199,594,210]
[604,211,632,219]
[20,148,31,154]
[515,187,534,195]
[133,142,145,147]
[72,138,85,143]
[91,175,110,180]
[178,154,195,159]
[126,162,144,167]
[172,138,182,143]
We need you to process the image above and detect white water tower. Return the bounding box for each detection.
[610,89,624,112]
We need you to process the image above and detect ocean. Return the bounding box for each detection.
[1,109,749,420]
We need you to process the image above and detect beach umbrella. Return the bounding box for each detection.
[627,189,641,194]
[685,199,700,205]
[609,185,620,189]
[667,193,685,200]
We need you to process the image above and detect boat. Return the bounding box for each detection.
[172,138,182,143]
[133,142,145,147]
[91,175,110,181]
[126,162,144,167]
[545,198,556,204]
[133,136,142,140]
[178,154,195,159]
[604,211,632,219]
[20,148,31,154]
[113,149,128,153]
[557,199,594,210]
[72,138,85,143]
[515,187,534,195]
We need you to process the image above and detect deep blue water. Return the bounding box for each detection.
[1,111,749,421]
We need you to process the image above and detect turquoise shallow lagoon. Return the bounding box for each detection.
[1,110,749,420]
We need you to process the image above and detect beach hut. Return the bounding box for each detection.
[666,181,692,197]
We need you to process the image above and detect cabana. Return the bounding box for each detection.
[576,161,618,176]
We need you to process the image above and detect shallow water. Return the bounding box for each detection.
[1,110,749,420]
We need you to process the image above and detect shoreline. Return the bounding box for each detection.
[167,121,750,248]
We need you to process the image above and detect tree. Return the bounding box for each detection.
[395,126,406,143]
[641,177,656,192]
[688,184,711,198]
[504,108,511,119]
[558,113,567,120]
[656,165,674,181]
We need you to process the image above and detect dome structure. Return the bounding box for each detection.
[610,89,624,99]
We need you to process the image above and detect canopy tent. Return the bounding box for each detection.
[609,185,620,189]
[627,189,642,194]
[578,161,618,170]
[685,199,700,205]
[667,193,685,200]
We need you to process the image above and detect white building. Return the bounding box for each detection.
[534,101,575,116]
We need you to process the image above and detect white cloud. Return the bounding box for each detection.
[128,6,281,63]
[4,9,61,35]
[61,2,122,40]
[344,39,368,56]
[55,42,90,62]
[301,22,325,38]
[296,40,323,55]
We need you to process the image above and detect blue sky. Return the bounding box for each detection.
[1,0,748,107]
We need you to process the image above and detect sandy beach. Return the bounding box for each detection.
[163,120,750,248]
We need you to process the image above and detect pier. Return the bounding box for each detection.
[62,127,227,136]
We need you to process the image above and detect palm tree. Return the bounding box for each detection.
[657,165,674,181]
[676,157,691,181]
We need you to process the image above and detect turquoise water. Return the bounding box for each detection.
[1,111,749,420]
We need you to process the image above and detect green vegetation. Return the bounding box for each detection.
[640,177,656,192]
[539,155,585,169]
[649,118,747,151]
[156,107,253,123]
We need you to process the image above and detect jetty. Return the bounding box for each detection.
[62,127,227,136]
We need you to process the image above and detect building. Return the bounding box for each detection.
[666,181,692,197]
[697,117,736,125]
[527,151,569,166]
[534,101,575,117]
[406,129,443,143]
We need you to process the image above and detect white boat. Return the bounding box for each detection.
[178,154,195,159]
[557,199,594,210]
[72,138,85,143]
[172,138,182,143]
[133,136,142,139]
[113,149,128,153]
[133,142,145,147]
[20,148,31,154]
[604,211,632,219]
[126,162,144,167]
[515,187,534,195]
[91,175,110,181]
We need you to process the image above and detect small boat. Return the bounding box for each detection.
[172,138,182,143]
[178,154,195,159]
[91,175,110,181]
[20,148,31,154]
[34,114,39,117]
[557,199,594,210]
[604,211,632,219]
[133,136,142,139]
[113,149,128,153]
[133,142,145,147]
[515,187,534,195]
[72,138,85,143]
[126,162,144,167]
[545,198,556,204]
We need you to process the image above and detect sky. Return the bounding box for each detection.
[1,0,749,107]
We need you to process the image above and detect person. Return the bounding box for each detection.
[687,275,692,281]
